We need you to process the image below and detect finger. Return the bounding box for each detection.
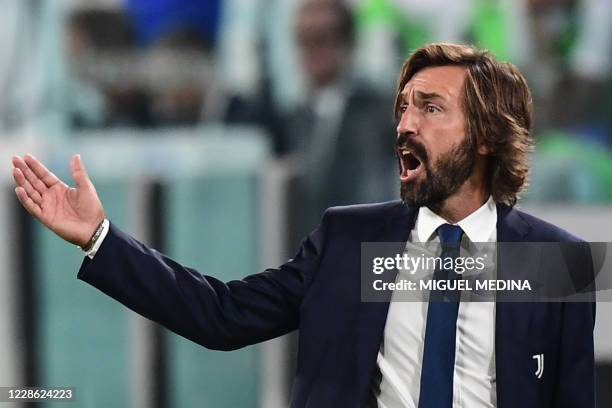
[15,187,42,219]
[12,168,43,204]
[12,156,49,196]
[12,155,31,176]
[23,154,61,187]
[70,154,92,190]
[11,165,27,187]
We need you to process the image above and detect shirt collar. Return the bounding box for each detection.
[416,196,497,243]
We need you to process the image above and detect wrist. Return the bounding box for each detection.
[81,218,107,251]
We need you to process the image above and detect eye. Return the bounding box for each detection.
[425,104,441,114]
[399,103,408,113]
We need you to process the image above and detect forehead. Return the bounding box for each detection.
[297,5,340,31]
[401,65,467,102]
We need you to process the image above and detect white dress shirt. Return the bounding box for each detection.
[373,197,498,408]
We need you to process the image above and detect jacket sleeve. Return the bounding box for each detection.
[77,212,330,351]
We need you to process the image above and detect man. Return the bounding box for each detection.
[12,43,595,407]
[226,0,396,235]
[288,0,395,229]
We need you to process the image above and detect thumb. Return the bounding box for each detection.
[71,154,92,189]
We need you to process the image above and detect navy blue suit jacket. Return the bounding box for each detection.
[78,201,596,407]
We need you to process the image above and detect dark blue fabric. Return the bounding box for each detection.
[124,0,221,46]
[437,223,464,244]
[418,224,463,408]
[77,201,595,407]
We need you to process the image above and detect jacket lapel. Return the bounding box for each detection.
[356,202,417,405]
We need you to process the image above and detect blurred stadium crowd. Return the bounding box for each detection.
[1,0,611,216]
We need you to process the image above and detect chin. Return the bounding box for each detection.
[400,181,451,209]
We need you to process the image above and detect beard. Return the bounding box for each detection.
[398,134,476,209]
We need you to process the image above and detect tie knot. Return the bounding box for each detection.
[437,224,463,244]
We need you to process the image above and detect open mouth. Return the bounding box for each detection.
[398,148,423,182]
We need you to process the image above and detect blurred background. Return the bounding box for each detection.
[0,0,610,406]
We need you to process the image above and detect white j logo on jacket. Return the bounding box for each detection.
[532,354,544,379]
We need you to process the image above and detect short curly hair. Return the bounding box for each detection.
[395,43,534,206]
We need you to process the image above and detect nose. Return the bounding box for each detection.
[396,105,419,137]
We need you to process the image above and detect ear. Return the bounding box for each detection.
[477,144,490,155]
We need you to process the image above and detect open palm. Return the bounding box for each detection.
[12,154,105,248]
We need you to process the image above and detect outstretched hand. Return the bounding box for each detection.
[12,154,105,248]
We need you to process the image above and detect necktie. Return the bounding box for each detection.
[418,224,464,408]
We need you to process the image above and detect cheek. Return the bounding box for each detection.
[426,129,467,164]
[426,125,462,151]
[439,119,467,147]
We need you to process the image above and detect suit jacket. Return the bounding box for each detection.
[78,201,596,407]
[284,84,397,233]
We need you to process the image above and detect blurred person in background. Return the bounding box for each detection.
[66,8,150,128]
[521,0,612,204]
[288,0,396,232]
[66,0,220,129]
[148,27,213,126]
[524,0,582,129]
[563,0,612,135]
[522,0,612,134]
[228,0,397,236]
[124,0,221,49]
[124,0,220,127]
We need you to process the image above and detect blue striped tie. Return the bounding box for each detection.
[418,224,464,408]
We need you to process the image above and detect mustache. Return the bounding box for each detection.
[395,133,429,164]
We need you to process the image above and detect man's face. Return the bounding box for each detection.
[396,65,477,208]
[295,6,348,89]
